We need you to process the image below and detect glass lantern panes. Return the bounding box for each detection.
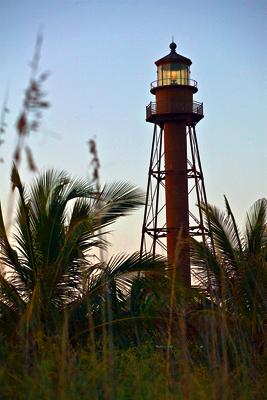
[157,63,189,86]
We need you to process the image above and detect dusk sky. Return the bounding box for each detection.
[1,0,266,255]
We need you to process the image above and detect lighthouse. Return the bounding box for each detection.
[140,42,211,286]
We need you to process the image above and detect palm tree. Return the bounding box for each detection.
[0,165,166,340]
[67,252,168,346]
[190,197,267,352]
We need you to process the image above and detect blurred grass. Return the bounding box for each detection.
[0,337,265,400]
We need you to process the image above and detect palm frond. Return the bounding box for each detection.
[224,195,243,254]
[0,202,27,287]
[190,238,223,297]
[104,252,167,277]
[94,182,145,228]
[245,198,267,255]
[0,272,25,312]
[70,253,167,313]
[202,203,241,272]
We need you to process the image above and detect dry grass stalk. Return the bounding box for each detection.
[88,138,115,400]
[14,33,50,172]
[6,33,50,227]
[165,230,192,399]
[88,138,101,192]
[0,92,9,163]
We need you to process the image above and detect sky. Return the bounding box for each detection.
[1,0,266,256]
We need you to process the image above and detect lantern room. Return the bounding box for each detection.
[147,42,202,123]
[157,62,189,86]
[151,42,197,93]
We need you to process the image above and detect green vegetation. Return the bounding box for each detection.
[0,167,266,399]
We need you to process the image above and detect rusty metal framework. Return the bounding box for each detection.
[140,122,212,257]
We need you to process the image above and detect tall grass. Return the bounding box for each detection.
[0,337,264,400]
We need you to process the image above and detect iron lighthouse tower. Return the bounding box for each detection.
[140,42,211,286]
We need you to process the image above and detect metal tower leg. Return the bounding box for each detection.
[140,123,214,261]
[140,124,166,257]
[187,125,215,250]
